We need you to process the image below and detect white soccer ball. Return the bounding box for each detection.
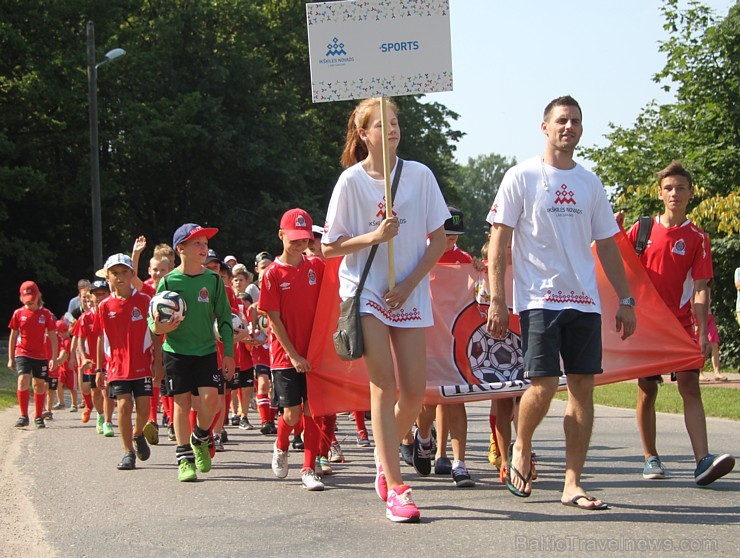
[149,291,187,323]
[214,312,246,341]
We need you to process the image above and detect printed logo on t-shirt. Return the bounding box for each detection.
[375,196,398,219]
[672,239,686,256]
[198,288,210,303]
[490,203,498,215]
[554,184,576,205]
[280,282,291,291]
[107,311,117,319]
[131,307,143,322]
[547,184,583,216]
[308,270,317,286]
[38,315,45,324]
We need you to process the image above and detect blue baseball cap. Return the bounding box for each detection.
[173,223,219,247]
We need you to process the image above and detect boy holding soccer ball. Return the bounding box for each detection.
[93,253,163,470]
[148,223,235,482]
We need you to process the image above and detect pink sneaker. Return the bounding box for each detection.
[374,448,388,501]
[386,485,420,523]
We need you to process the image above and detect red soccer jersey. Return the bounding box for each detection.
[235,341,253,370]
[93,291,153,382]
[438,245,473,264]
[628,218,713,329]
[8,306,57,359]
[141,281,156,297]
[57,335,72,374]
[258,255,324,370]
[73,309,99,360]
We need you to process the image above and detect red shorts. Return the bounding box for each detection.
[707,314,720,345]
[59,367,77,390]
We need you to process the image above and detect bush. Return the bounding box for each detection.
[711,236,740,369]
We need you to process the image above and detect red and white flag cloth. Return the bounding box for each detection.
[306,232,704,416]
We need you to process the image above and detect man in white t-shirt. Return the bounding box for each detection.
[486,96,637,510]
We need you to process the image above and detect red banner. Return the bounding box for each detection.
[306,232,705,416]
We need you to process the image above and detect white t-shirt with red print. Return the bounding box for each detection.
[487,157,618,314]
[323,159,450,328]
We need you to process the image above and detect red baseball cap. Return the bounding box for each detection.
[55,320,69,333]
[279,208,313,241]
[20,281,39,303]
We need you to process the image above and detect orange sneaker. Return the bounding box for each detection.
[81,407,92,423]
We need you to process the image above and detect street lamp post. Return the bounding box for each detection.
[87,20,125,271]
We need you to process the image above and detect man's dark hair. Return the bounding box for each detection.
[656,160,693,189]
[543,95,582,121]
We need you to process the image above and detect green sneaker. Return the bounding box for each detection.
[178,460,197,482]
[190,434,212,473]
[102,422,114,437]
[96,415,105,434]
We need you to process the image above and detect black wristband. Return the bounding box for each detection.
[95,368,104,373]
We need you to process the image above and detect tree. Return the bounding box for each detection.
[449,153,516,254]
[0,0,463,317]
[581,0,740,367]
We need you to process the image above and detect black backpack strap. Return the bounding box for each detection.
[634,216,654,256]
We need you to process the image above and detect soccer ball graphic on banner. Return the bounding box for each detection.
[148,291,186,323]
[468,325,523,383]
[214,312,246,341]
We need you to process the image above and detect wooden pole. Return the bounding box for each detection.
[380,96,395,289]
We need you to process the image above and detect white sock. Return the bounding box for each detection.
[452,460,465,470]
[417,432,431,447]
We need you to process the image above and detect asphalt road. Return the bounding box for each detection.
[2,397,738,558]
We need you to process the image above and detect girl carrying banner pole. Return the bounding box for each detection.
[322,97,450,523]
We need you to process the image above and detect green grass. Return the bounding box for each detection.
[0,366,18,411]
[554,381,740,420]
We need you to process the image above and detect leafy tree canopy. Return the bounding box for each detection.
[0,0,462,316]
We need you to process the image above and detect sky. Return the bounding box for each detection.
[423,0,734,167]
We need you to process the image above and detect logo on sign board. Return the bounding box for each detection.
[326,37,347,57]
[319,37,355,67]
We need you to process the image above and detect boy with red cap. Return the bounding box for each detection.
[148,223,235,482]
[260,208,326,491]
[7,281,58,428]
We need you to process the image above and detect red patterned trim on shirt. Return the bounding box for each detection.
[542,290,595,305]
[366,300,422,322]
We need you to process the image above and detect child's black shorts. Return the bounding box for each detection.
[224,369,253,390]
[163,352,221,396]
[237,367,255,389]
[271,368,307,408]
[225,369,240,391]
[82,372,97,388]
[46,377,58,390]
[15,356,48,380]
[254,364,271,377]
[109,377,154,399]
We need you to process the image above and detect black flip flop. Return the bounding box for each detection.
[505,443,531,498]
[561,494,609,510]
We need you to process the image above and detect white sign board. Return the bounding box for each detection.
[306,0,453,103]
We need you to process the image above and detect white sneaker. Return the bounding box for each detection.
[272,443,289,478]
[301,469,325,491]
